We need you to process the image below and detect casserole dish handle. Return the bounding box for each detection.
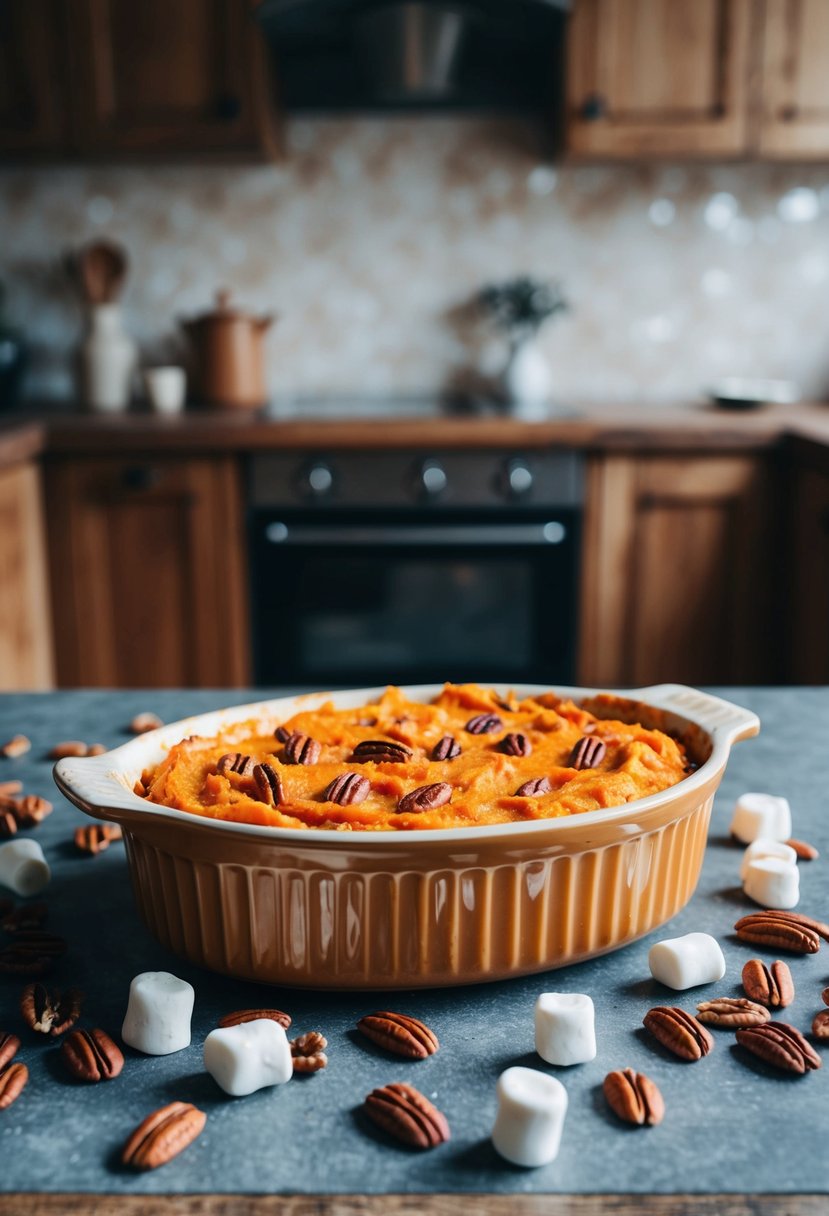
[632,684,759,745]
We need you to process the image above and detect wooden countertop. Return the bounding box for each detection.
[3,401,829,466]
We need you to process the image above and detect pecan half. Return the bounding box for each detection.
[464,713,502,735]
[61,1027,124,1082]
[0,1031,20,1071]
[129,713,163,734]
[12,795,53,826]
[274,726,291,744]
[736,1021,821,1074]
[357,1012,439,1059]
[351,739,413,764]
[1,735,30,758]
[734,912,823,953]
[397,783,452,814]
[48,741,88,759]
[323,772,370,806]
[0,1063,28,1109]
[696,997,770,1028]
[569,736,607,770]
[812,1010,829,1040]
[218,1008,292,1030]
[290,1031,328,1073]
[217,752,256,778]
[0,932,67,976]
[122,1102,206,1170]
[603,1068,664,1126]
[431,735,461,761]
[823,987,829,1007]
[742,958,794,1008]
[0,810,16,838]
[1,902,47,933]
[284,732,322,765]
[500,732,532,757]
[514,776,552,797]
[87,744,107,756]
[74,824,123,855]
[363,1082,450,1149]
[643,1006,713,1061]
[0,782,22,797]
[784,838,819,861]
[21,984,82,1036]
[253,762,284,807]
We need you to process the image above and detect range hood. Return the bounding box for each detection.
[256,0,569,112]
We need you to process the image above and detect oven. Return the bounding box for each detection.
[249,450,583,688]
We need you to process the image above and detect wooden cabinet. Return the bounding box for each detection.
[44,457,249,687]
[0,463,54,690]
[757,0,829,157]
[579,453,778,687]
[0,1,69,157]
[788,441,829,682]
[566,0,753,157]
[0,0,279,161]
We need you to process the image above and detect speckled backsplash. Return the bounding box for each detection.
[3,117,829,407]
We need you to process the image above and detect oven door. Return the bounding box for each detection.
[249,508,580,687]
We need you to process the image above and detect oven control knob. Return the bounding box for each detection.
[301,461,334,497]
[503,459,534,499]
[417,460,448,498]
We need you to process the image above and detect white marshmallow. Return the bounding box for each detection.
[743,857,800,909]
[121,971,194,1055]
[0,838,50,896]
[730,793,791,844]
[534,993,596,1066]
[648,931,726,990]
[203,1019,293,1096]
[740,838,797,881]
[491,1066,568,1167]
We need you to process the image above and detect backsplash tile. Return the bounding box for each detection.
[2,118,829,407]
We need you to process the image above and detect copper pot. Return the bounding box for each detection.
[181,290,273,410]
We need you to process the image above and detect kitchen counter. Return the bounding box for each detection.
[3,401,829,467]
[0,687,826,1216]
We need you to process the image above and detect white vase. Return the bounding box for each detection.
[82,304,136,413]
[504,339,552,420]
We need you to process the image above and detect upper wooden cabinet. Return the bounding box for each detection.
[44,456,250,687]
[0,0,279,161]
[0,1,69,156]
[566,0,753,157]
[70,0,279,158]
[757,0,829,157]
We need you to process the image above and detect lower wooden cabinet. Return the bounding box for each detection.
[788,440,829,683]
[0,462,54,690]
[579,453,779,688]
[44,456,249,687]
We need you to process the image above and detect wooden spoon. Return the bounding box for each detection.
[75,240,128,305]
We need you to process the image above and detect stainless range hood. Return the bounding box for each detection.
[256,0,569,112]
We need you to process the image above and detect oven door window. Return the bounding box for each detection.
[250,511,579,687]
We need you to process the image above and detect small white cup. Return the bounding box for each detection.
[144,366,186,415]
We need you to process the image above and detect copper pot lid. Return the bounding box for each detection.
[181,289,274,332]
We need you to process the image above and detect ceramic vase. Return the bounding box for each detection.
[82,304,136,413]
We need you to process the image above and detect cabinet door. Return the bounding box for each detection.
[70,0,278,158]
[566,0,753,157]
[0,0,68,157]
[45,457,249,687]
[579,454,777,687]
[789,457,829,682]
[758,0,829,157]
[0,463,54,690]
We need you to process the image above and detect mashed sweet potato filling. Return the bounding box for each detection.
[141,683,690,831]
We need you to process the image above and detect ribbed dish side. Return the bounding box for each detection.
[123,795,714,988]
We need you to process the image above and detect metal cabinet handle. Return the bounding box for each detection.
[580,93,607,121]
[121,466,162,492]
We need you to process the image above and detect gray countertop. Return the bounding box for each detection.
[0,688,827,1198]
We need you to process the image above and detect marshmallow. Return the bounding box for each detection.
[648,931,725,990]
[730,793,791,844]
[740,838,797,881]
[121,971,194,1055]
[743,857,800,909]
[0,838,50,896]
[203,1019,292,1096]
[492,1067,568,1167]
[535,993,596,1066]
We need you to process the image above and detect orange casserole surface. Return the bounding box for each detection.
[140,683,692,831]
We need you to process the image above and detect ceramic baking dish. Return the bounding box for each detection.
[53,683,758,990]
